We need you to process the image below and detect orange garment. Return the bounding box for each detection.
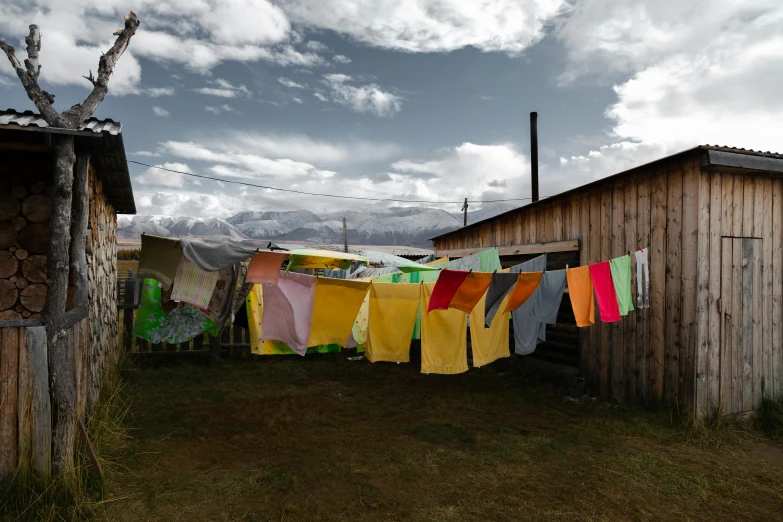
[503,272,543,313]
[448,272,492,313]
[246,251,290,285]
[566,266,595,327]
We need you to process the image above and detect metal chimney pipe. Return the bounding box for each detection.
[530,111,539,203]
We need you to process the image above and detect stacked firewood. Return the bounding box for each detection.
[0,183,51,320]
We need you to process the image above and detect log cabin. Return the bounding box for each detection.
[0,108,134,479]
[431,145,783,419]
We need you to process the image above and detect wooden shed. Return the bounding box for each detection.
[0,109,134,479]
[431,145,783,418]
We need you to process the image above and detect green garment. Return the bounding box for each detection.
[609,255,634,316]
[133,279,218,344]
[445,247,502,272]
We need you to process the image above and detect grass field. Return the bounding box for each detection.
[65,355,783,521]
[117,260,139,275]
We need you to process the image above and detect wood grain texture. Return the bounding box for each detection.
[665,165,682,402]
[650,170,668,401]
[0,327,19,477]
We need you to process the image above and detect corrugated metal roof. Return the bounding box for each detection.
[0,108,122,135]
[0,108,134,213]
[430,144,783,241]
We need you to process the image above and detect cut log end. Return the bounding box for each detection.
[20,284,46,313]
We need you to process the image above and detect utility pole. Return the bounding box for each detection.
[343,217,348,253]
[462,198,469,227]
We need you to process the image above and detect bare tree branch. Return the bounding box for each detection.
[0,28,63,126]
[63,11,140,125]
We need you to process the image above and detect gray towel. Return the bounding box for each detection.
[484,272,518,327]
[530,270,567,324]
[180,238,257,272]
[510,255,547,355]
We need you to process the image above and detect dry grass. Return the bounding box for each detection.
[82,356,783,522]
[117,260,139,275]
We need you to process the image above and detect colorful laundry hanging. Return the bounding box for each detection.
[308,278,371,346]
[530,269,567,324]
[427,269,469,313]
[470,270,511,367]
[448,272,493,313]
[359,250,441,273]
[261,271,316,355]
[589,261,621,323]
[446,248,502,272]
[137,234,183,289]
[350,283,371,352]
[510,255,548,355]
[171,255,220,309]
[567,266,595,327]
[133,279,217,344]
[401,269,441,339]
[504,272,543,313]
[197,266,234,324]
[483,271,518,327]
[365,282,420,364]
[609,255,634,316]
[287,249,369,271]
[420,282,468,374]
[634,248,650,309]
[246,251,290,285]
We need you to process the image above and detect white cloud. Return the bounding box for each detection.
[145,87,175,97]
[204,104,236,114]
[278,77,305,89]
[279,0,567,54]
[332,54,352,65]
[151,106,170,117]
[293,97,303,104]
[194,78,251,98]
[304,41,330,52]
[320,74,402,117]
[135,190,230,217]
[549,0,783,190]
[134,162,197,188]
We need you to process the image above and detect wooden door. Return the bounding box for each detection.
[719,237,763,415]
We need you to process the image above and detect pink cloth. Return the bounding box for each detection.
[588,261,621,323]
[261,271,316,355]
[427,269,470,313]
[246,251,290,285]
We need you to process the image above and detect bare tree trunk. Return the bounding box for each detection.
[41,135,77,477]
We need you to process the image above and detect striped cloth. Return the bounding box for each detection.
[171,255,219,309]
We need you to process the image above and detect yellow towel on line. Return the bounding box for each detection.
[420,282,468,375]
[308,278,371,346]
[470,269,511,367]
[365,282,420,363]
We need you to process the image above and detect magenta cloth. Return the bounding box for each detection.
[588,261,621,323]
[427,269,470,313]
[260,271,316,355]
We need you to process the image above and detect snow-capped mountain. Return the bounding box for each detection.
[118,203,521,247]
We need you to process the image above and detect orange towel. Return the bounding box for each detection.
[246,251,290,285]
[566,266,595,327]
[448,272,492,313]
[503,272,543,313]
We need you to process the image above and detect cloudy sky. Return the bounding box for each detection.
[1,0,781,218]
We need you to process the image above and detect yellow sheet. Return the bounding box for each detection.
[420,282,468,374]
[426,257,449,267]
[308,278,371,346]
[365,282,420,363]
[469,269,511,367]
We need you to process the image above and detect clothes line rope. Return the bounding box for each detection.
[128,160,546,205]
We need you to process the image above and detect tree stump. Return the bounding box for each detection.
[0,310,22,321]
[0,193,20,221]
[21,195,52,223]
[22,255,47,283]
[0,280,19,310]
[20,284,47,313]
[0,250,18,278]
[0,223,18,250]
[11,217,26,231]
[18,223,49,254]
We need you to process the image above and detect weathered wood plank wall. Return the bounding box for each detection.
[433,152,698,406]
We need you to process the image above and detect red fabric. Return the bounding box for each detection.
[588,261,621,323]
[427,269,470,313]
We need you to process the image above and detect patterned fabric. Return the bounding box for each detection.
[133,279,217,344]
[171,255,219,309]
[198,267,234,324]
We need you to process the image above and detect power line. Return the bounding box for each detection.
[127,160,539,205]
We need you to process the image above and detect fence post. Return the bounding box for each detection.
[210,332,221,361]
[122,269,136,353]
